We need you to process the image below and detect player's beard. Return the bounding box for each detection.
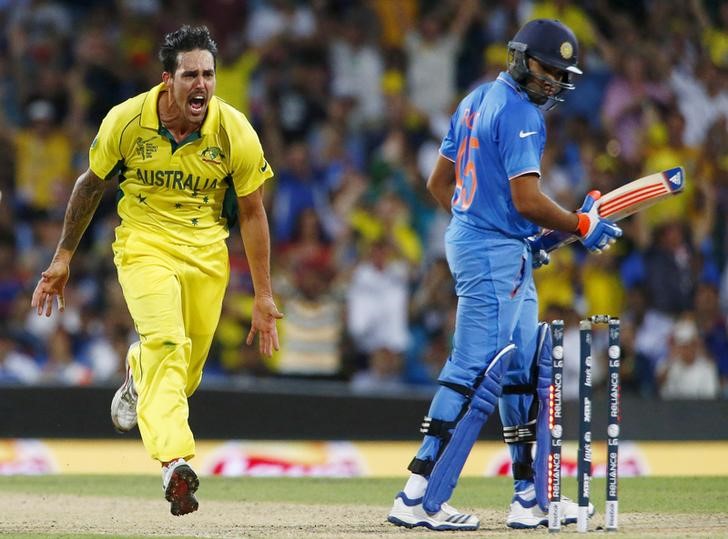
[524,75,557,105]
[524,77,563,110]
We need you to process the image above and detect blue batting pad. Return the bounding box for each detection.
[423,344,516,514]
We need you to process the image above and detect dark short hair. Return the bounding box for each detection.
[159,25,218,73]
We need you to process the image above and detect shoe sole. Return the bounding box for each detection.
[110,385,137,433]
[505,516,585,527]
[387,515,478,531]
[165,465,199,516]
[506,519,548,529]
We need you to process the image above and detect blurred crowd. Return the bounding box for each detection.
[1,0,727,401]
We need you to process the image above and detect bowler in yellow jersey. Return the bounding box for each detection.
[31,25,282,516]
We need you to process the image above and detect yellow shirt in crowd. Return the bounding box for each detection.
[15,128,73,210]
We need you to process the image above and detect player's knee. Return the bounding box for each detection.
[139,336,191,367]
[437,356,482,391]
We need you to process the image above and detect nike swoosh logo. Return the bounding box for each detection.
[519,130,538,138]
[260,160,269,173]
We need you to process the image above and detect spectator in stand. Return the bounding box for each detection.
[270,142,336,245]
[642,107,700,230]
[695,118,727,269]
[601,50,672,166]
[581,247,626,317]
[212,294,272,378]
[40,327,91,386]
[244,0,317,49]
[694,282,728,397]
[614,317,654,398]
[0,231,24,320]
[279,208,333,272]
[403,0,478,125]
[657,314,720,399]
[349,191,423,267]
[669,54,728,148]
[406,257,456,385]
[328,5,384,129]
[71,24,126,130]
[12,100,74,220]
[350,346,407,393]
[263,53,328,145]
[346,239,410,370]
[690,0,728,69]
[273,257,343,379]
[79,314,132,383]
[0,328,41,385]
[6,0,74,113]
[643,221,698,316]
[621,287,674,396]
[533,248,578,319]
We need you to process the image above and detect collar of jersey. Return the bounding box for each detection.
[141,82,221,137]
[497,72,529,101]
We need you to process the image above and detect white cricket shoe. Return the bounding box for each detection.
[561,496,595,525]
[162,458,199,516]
[110,352,137,433]
[387,492,479,531]
[506,492,548,528]
[507,492,594,529]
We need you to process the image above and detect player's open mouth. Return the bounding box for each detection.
[189,96,206,113]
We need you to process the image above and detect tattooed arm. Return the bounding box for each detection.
[31,169,107,316]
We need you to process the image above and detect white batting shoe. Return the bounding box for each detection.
[387,492,479,531]
[110,353,137,433]
[561,496,595,524]
[507,491,548,528]
[507,491,594,528]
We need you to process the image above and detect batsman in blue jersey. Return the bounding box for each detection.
[387,19,622,531]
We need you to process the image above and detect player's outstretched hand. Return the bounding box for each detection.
[31,259,70,316]
[526,235,550,269]
[575,190,622,253]
[247,295,284,357]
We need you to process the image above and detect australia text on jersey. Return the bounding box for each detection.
[135,168,222,191]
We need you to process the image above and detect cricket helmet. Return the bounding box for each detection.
[507,19,582,106]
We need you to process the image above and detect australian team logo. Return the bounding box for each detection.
[135,136,158,160]
[201,146,225,164]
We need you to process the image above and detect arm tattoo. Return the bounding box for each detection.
[58,171,106,254]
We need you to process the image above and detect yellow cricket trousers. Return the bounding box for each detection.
[112,226,229,462]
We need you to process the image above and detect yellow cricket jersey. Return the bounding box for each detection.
[89,82,274,246]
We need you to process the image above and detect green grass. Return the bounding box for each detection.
[1,474,727,513]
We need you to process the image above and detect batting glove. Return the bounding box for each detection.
[575,190,623,252]
[527,235,551,269]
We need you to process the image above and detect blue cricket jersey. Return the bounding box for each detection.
[440,72,545,238]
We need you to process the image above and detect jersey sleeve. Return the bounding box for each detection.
[228,118,274,197]
[497,103,544,180]
[439,109,459,162]
[89,105,126,180]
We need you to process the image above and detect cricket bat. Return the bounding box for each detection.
[537,166,686,253]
